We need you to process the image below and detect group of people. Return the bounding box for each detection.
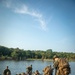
[43,55,71,75]
[3,55,71,75]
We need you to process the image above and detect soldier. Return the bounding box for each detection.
[53,55,59,75]
[35,70,40,75]
[53,55,71,75]
[3,66,11,75]
[43,65,53,75]
[26,65,32,75]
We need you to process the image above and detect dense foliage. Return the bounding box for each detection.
[0,45,75,60]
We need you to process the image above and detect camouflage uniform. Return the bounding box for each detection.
[53,55,71,75]
[43,65,53,75]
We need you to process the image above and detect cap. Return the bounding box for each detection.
[53,55,59,59]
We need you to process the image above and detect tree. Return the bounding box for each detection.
[11,51,18,60]
[46,49,52,53]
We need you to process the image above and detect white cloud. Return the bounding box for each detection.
[14,5,47,31]
[2,0,47,31]
[14,5,28,14]
[38,18,47,31]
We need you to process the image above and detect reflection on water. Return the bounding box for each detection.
[0,60,75,75]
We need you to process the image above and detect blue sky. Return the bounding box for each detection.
[0,0,75,52]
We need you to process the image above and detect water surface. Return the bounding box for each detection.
[0,60,75,75]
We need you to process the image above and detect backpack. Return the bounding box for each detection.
[58,58,69,68]
[43,66,53,75]
[58,58,71,75]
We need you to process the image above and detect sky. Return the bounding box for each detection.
[0,0,75,52]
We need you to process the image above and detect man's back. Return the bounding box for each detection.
[43,66,53,75]
[3,66,11,75]
[57,58,71,75]
[58,58,69,68]
[3,69,11,75]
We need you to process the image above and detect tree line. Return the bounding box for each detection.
[0,45,75,61]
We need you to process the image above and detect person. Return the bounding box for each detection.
[3,66,11,75]
[26,65,32,75]
[43,65,53,75]
[53,55,71,75]
[35,70,40,75]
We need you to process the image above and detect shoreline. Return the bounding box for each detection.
[0,58,75,62]
[26,58,53,61]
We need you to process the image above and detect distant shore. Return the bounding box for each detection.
[26,58,53,61]
[0,57,53,61]
[0,57,75,62]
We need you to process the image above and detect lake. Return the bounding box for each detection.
[0,60,75,75]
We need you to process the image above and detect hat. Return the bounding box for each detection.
[53,55,58,59]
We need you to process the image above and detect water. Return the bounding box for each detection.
[0,60,75,75]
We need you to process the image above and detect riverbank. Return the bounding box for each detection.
[25,58,53,61]
[0,57,75,62]
[25,58,75,62]
[0,58,53,62]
